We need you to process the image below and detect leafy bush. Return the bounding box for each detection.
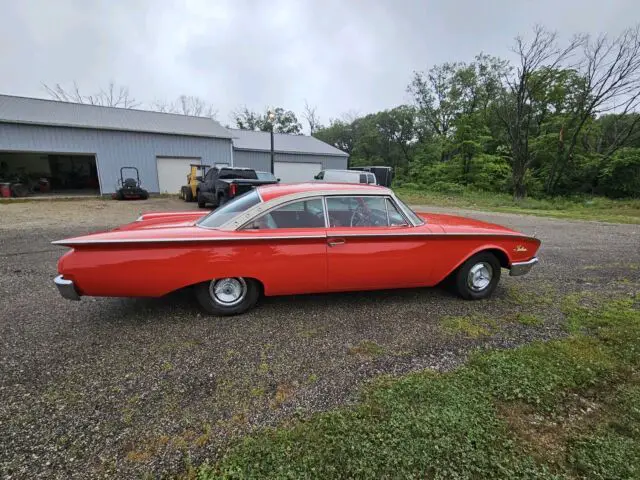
[599,148,640,198]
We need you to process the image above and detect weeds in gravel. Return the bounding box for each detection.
[197,295,639,479]
[441,314,497,337]
[347,340,385,357]
[515,313,543,326]
[505,283,556,308]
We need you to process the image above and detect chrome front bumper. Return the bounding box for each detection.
[54,275,80,301]
[509,257,539,277]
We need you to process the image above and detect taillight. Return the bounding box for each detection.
[230,184,237,196]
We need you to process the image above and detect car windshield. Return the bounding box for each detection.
[256,171,276,181]
[394,196,425,225]
[197,190,261,228]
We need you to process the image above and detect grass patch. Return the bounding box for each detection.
[441,314,497,338]
[197,296,639,479]
[347,340,385,357]
[515,313,543,326]
[396,187,640,224]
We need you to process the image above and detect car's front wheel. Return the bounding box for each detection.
[453,252,501,300]
[194,277,260,315]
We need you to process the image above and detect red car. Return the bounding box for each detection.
[53,183,540,315]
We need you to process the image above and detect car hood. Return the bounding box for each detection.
[417,212,524,235]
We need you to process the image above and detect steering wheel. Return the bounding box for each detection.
[349,207,368,227]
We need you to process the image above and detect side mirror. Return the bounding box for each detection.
[313,174,320,180]
[277,178,281,182]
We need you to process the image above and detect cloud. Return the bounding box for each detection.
[0,0,638,128]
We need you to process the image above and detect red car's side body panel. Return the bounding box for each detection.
[58,225,540,299]
[325,225,438,291]
[59,235,328,297]
[54,184,540,301]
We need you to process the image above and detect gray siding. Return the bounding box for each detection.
[233,149,347,172]
[0,123,232,194]
[233,150,270,171]
[275,153,347,170]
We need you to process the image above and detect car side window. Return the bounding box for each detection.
[242,198,325,230]
[386,199,409,226]
[359,173,367,183]
[326,196,388,227]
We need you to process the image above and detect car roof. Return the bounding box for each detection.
[257,182,389,202]
[323,169,371,175]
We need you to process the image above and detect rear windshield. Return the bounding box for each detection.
[197,190,261,228]
[219,168,258,180]
[256,171,276,181]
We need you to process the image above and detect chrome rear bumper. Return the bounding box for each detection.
[54,275,80,301]
[509,257,539,277]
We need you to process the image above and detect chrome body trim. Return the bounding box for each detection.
[52,231,535,246]
[384,198,391,226]
[54,275,80,301]
[321,196,330,228]
[509,257,539,276]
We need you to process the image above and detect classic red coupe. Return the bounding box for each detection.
[53,183,540,315]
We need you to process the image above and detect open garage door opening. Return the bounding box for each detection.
[0,152,100,197]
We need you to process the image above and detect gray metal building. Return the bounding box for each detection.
[0,95,232,195]
[230,129,348,183]
[0,94,348,196]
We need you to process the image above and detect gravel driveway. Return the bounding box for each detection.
[1,198,638,479]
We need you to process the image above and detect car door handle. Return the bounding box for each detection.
[327,238,346,247]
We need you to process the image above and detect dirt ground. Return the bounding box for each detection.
[1,198,638,479]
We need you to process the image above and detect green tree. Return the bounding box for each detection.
[544,27,640,195]
[495,26,583,198]
[233,107,303,134]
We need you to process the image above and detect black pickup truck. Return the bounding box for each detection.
[196,166,278,208]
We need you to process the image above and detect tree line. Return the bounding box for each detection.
[313,25,640,199]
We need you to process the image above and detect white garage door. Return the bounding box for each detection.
[274,161,322,183]
[156,157,200,194]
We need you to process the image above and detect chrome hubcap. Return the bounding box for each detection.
[210,278,246,306]
[467,262,493,292]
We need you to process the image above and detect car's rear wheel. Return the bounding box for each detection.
[195,277,260,315]
[453,252,501,300]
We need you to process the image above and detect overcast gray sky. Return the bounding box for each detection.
[0,0,637,128]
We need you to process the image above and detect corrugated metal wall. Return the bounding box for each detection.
[233,149,347,172]
[0,123,233,194]
[275,153,347,170]
[233,150,270,171]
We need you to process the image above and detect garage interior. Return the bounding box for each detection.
[0,152,100,196]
